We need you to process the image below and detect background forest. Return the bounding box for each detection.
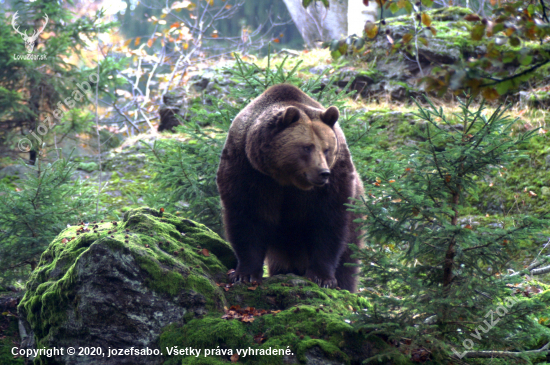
[1,0,550,364]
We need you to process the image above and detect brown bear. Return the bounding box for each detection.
[216,84,364,292]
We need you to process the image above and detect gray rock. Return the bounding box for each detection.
[0,164,35,180]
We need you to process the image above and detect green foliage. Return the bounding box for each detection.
[0,152,96,286]
[349,97,550,363]
[138,51,357,235]
[0,1,118,159]
[322,0,550,98]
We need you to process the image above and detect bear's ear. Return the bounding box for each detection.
[278,106,301,128]
[320,106,339,127]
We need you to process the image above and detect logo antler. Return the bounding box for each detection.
[12,11,49,53]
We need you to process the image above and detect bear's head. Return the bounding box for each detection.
[247,105,340,191]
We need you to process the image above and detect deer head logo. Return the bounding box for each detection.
[11,11,49,54]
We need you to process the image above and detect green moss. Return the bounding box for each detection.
[77,161,98,172]
[158,273,377,364]
[224,274,369,311]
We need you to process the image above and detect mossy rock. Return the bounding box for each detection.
[18,207,232,365]
[160,275,390,365]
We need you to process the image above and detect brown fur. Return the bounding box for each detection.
[217,84,364,292]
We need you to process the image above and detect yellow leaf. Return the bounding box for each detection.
[147,38,155,47]
[402,33,413,44]
[123,39,132,47]
[421,13,432,27]
[134,36,141,46]
[365,22,378,39]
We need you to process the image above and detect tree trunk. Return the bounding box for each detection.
[282,0,379,48]
[282,0,347,48]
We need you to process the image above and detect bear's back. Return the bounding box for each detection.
[235,84,322,127]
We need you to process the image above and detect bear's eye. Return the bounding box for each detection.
[303,146,312,153]
[324,149,329,156]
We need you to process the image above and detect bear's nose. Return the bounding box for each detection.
[319,170,331,180]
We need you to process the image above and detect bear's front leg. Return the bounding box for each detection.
[304,223,347,289]
[224,214,269,284]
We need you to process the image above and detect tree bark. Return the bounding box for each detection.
[282,0,379,47]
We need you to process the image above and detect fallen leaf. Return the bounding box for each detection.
[201,248,210,256]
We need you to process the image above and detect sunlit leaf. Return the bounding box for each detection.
[365,22,378,38]
[402,33,413,44]
[418,37,428,46]
[331,50,342,59]
[421,13,432,27]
